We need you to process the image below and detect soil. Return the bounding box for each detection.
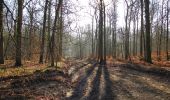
[0,60,170,100]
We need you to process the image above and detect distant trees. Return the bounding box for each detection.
[0,0,169,66]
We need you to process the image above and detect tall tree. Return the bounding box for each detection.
[144,0,152,63]
[103,2,106,62]
[166,0,169,60]
[45,0,51,62]
[140,0,144,57]
[98,0,104,63]
[124,0,130,60]
[51,0,63,66]
[15,0,23,66]
[0,0,4,64]
[39,0,48,63]
[26,1,36,60]
[58,2,63,61]
[158,0,164,60]
[112,0,117,58]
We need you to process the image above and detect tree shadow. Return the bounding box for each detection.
[118,66,170,99]
[69,63,97,100]
[102,65,116,100]
[120,63,170,80]
[86,64,102,100]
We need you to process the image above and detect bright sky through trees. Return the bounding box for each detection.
[72,0,125,28]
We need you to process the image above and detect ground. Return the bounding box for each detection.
[0,59,170,100]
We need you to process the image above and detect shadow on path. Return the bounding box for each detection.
[69,62,97,100]
[102,65,115,100]
[120,63,170,80]
[86,64,102,100]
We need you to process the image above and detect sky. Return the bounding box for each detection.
[71,0,125,28]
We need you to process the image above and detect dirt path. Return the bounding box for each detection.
[0,60,170,100]
[68,61,170,100]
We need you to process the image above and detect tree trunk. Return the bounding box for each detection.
[51,0,63,66]
[166,1,169,60]
[98,0,103,63]
[136,11,139,55]
[59,4,63,61]
[91,15,94,57]
[28,7,34,60]
[45,0,51,63]
[125,6,129,60]
[39,0,48,63]
[0,0,4,64]
[15,0,23,66]
[144,0,152,63]
[140,0,144,57]
[104,3,106,62]
[133,16,136,56]
[158,0,164,60]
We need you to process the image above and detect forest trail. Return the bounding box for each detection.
[0,59,170,100]
[68,60,170,100]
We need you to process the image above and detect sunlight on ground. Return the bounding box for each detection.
[140,76,170,94]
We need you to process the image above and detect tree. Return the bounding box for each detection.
[112,0,117,58]
[51,0,63,66]
[0,0,4,64]
[157,0,164,60]
[15,0,24,66]
[140,0,144,57]
[103,2,106,62]
[26,0,37,60]
[124,0,130,60]
[46,0,52,62]
[98,0,104,64]
[166,0,169,60]
[39,0,48,63]
[144,0,152,63]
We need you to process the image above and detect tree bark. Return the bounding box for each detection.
[45,0,51,62]
[104,3,106,62]
[124,0,129,60]
[28,7,33,60]
[59,4,63,61]
[144,0,152,63]
[98,0,104,63]
[140,0,144,57]
[39,0,48,63]
[15,0,23,66]
[166,1,169,60]
[51,0,63,66]
[0,0,4,64]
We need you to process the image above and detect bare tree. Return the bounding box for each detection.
[0,0,4,64]
[39,0,48,63]
[144,0,152,63]
[51,0,63,66]
[166,0,169,60]
[98,0,104,63]
[15,0,24,66]
[140,0,144,57]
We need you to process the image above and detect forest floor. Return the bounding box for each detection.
[0,59,170,100]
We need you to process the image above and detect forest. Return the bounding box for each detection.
[0,0,170,99]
